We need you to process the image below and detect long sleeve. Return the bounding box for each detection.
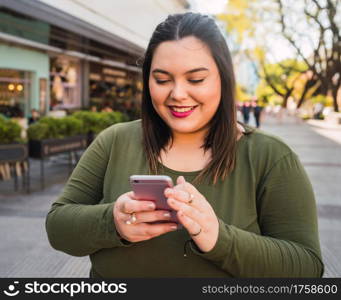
[45,127,131,257]
[190,152,324,277]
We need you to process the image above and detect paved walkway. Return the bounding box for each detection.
[260,113,341,277]
[0,114,340,277]
[0,156,91,278]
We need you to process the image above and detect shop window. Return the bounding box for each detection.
[50,57,81,110]
[0,69,31,118]
[89,63,142,120]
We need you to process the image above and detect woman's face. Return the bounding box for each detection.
[149,36,221,136]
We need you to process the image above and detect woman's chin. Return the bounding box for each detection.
[168,123,204,135]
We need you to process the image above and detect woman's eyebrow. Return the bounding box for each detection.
[152,69,170,75]
[151,67,209,75]
[185,67,209,74]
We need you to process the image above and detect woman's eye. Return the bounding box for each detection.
[155,79,170,84]
[188,79,204,84]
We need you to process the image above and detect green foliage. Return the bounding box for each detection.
[256,59,309,106]
[27,111,128,140]
[72,111,128,134]
[0,116,22,144]
[38,117,65,139]
[218,0,259,43]
[236,84,251,102]
[60,117,85,137]
[26,122,50,141]
[72,111,101,134]
[311,95,333,106]
[28,116,85,140]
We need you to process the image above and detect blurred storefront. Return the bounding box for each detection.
[0,68,31,118]
[0,7,50,118]
[50,56,81,110]
[89,63,142,114]
[0,45,49,118]
[0,0,188,118]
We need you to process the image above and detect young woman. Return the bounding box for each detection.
[46,13,323,278]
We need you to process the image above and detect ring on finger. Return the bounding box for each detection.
[188,193,194,204]
[190,227,201,237]
[125,212,137,225]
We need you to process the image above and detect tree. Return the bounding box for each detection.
[256,59,312,107]
[218,0,341,111]
[275,0,340,110]
[236,83,251,102]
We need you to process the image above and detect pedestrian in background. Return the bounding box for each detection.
[28,108,40,125]
[252,98,263,128]
[241,101,251,124]
[46,12,323,278]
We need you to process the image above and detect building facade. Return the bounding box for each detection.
[0,0,189,118]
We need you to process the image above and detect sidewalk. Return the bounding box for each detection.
[260,113,341,277]
[0,156,90,277]
[0,115,340,277]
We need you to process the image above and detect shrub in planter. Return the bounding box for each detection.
[73,111,128,134]
[0,116,27,181]
[72,111,103,134]
[102,111,129,125]
[0,115,22,144]
[59,116,85,137]
[27,116,85,140]
[26,122,50,141]
[97,112,118,132]
[27,116,87,158]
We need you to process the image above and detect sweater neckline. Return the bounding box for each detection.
[157,123,252,176]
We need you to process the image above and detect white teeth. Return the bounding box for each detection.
[171,106,195,112]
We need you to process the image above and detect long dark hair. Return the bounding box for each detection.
[141,12,238,184]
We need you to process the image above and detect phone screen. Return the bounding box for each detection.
[130,175,179,223]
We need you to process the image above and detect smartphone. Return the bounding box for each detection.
[130,175,179,223]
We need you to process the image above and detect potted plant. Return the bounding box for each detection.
[0,115,28,181]
[27,116,88,158]
[72,111,128,146]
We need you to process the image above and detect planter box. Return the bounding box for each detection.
[0,143,28,163]
[29,135,87,158]
[0,143,29,192]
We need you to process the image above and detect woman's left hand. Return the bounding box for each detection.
[165,176,219,252]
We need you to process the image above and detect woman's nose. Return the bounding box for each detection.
[170,82,188,101]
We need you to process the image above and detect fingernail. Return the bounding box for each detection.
[164,212,171,218]
[170,225,177,231]
[148,203,155,210]
[165,188,172,195]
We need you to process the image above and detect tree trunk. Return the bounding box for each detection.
[332,86,339,112]
[297,78,318,108]
[282,88,294,108]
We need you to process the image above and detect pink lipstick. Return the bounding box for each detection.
[168,106,197,118]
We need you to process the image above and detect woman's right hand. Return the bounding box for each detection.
[113,191,178,243]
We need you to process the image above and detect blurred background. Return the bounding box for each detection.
[0,0,340,277]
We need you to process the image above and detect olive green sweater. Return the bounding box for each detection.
[45,120,324,277]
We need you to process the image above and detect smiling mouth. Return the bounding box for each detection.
[168,105,198,112]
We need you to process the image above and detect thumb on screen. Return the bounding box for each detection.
[177,176,186,184]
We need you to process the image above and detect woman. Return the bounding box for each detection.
[46,13,323,277]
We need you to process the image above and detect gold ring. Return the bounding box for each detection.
[190,227,201,237]
[188,193,194,204]
[125,212,137,225]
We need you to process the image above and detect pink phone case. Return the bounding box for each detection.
[130,175,179,223]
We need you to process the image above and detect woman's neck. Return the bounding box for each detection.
[169,129,207,150]
[168,123,245,150]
